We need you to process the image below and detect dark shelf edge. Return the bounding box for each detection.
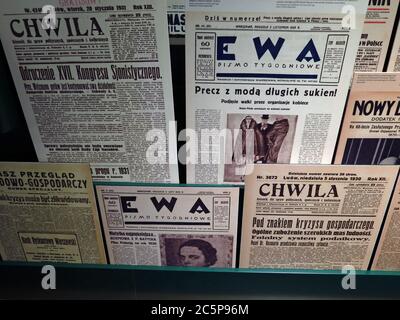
[1,262,400,299]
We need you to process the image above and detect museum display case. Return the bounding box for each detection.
[1,0,400,300]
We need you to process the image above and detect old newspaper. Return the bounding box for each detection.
[167,0,185,37]
[388,23,400,71]
[372,176,400,270]
[96,183,239,267]
[334,72,400,165]
[354,0,399,72]
[0,0,179,182]
[239,164,398,270]
[0,162,106,264]
[185,0,368,184]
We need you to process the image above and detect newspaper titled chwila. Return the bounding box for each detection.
[0,0,179,183]
[239,164,398,270]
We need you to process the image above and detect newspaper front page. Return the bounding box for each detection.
[185,0,368,184]
[354,0,399,72]
[239,164,398,270]
[334,72,400,165]
[0,0,179,183]
[167,0,185,37]
[96,183,239,267]
[0,162,106,264]
[372,177,400,270]
[388,23,400,71]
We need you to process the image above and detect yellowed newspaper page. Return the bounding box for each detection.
[335,72,400,165]
[240,164,398,270]
[388,23,400,71]
[372,177,400,270]
[354,0,399,72]
[0,162,106,264]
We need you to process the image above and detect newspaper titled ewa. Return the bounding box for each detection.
[354,0,399,72]
[96,183,239,267]
[185,0,368,184]
[0,0,179,183]
[239,164,398,270]
[0,162,106,264]
[334,72,400,165]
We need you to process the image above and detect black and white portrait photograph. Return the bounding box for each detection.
[159,234,234,268]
